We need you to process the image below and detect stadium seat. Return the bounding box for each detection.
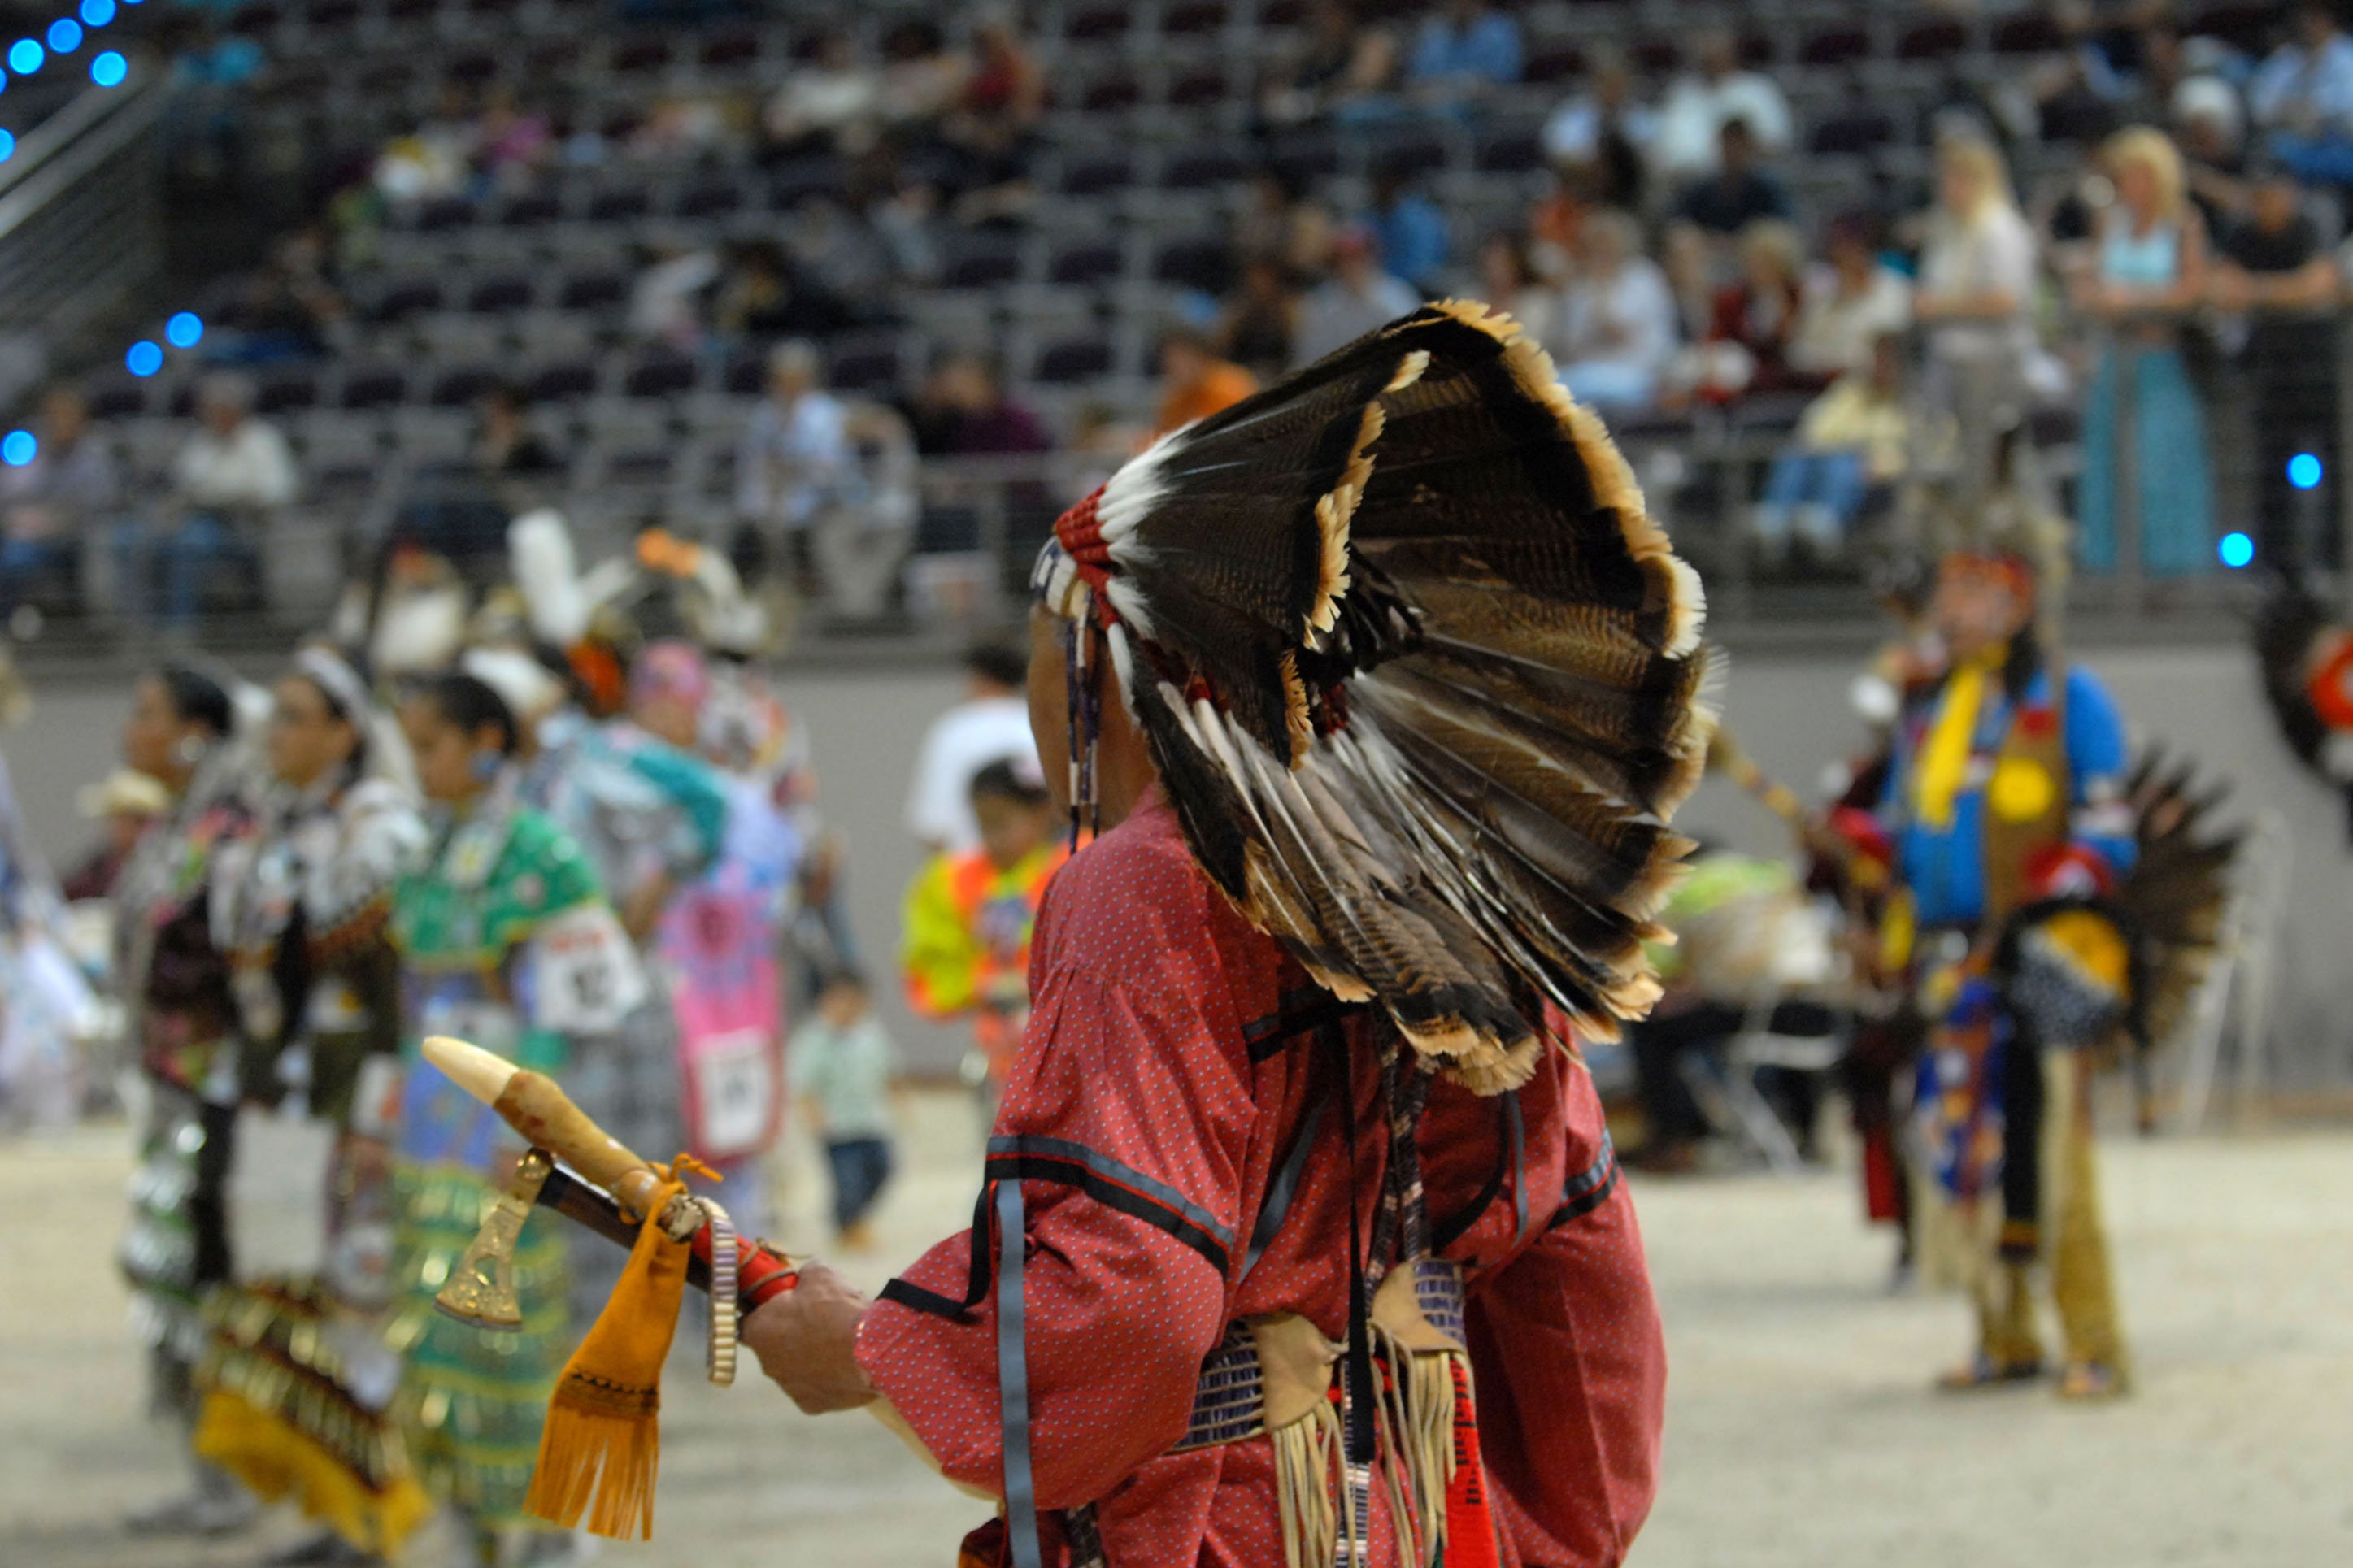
[467,274,537,315]
[256,369,324,415]
[1051,234,1130,286]
[1800,27,1871,67]
[372,278,446,323]
[1035,337,1115,384]
[944,234,1028,291]
[1896,19,1968,62]
[1163,145,1250,191]
[1991,14,2064,54]
[613,37,674,75]
[559,271,629,312]
[1165,2,1230,36]
[1065,5,1133,45]
[430,366,502,407]
[525,358,601,405]
[340,367,411,410]
[624,354,700,400]
[1523,41,1587,85]
[588,183,655,224]
[1152,237,1235,293]
[678,177,750,220]
[1811,110,1896,156]
[1058,151,1137,198]
[828,338,907,394]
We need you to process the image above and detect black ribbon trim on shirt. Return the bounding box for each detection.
[984,1142,1233,1279]
[1546,1132,1623,1230]
[1243,990,1360,1062]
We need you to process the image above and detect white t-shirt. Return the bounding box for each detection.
[905,696,1038,854]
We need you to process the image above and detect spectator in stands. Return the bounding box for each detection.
[2212,159,2342,569]
[1216,258,1303,381]
[2032,0,2126,145]
[1476,230,1561,346]
[153,372,296,630]
[764,28,884,157]
[1155,326,1259,437]
[630,241,722,350]
[952,15,1046,141]
[1788,215,1913,382]
[217,227,346,364]
[1674,218,1806,406]
[1528,163,1593,276]
[1540,46,1655,211]
[715,241,855,341]
[1260,0,1401,128]
[1406,0,1523,99]
[1554,208,1678,412]
[1914,136,2043,450]
[2251,2,2353,187]
[737,341,852,584]
[2074,127,2215,579]
[907,641,1039,857]
[818,402,921,623]
[1753,332,1916,564]
[473,382,563,483]
[0,388,119,616]
[1292,225,1420,366]
[1656,223,1718,349]
[1655,28,1793,180]
[475,87,554,188]
[877,19,969,131]
[909,351,1053,458]
[1674,119,1794,239]
[2175,73,2252,231]
[1363,157,1451,293]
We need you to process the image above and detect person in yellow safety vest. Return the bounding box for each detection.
[901,758,1067,1110]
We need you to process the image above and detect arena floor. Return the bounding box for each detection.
[3,1094,2348,1568]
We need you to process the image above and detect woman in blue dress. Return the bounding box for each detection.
[2075,127,2215,578]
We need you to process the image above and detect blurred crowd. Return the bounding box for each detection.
[22,0,2353,635]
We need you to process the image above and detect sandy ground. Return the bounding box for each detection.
[2,1092,2349,1568]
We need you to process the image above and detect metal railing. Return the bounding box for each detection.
[0,60,169,391]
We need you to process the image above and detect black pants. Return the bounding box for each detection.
[824,1136,894,1233]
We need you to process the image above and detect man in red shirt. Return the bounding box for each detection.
[746,302,1707,1567]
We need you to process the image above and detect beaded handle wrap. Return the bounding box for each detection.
[699,1197,739,1386]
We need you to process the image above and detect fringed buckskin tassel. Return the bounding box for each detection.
[1253,1314,1344,1568]
[523,1158,705,1540]
[1371,1260,1491,1568]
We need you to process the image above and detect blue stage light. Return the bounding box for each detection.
[89,49,122,85]
[2219,532,2255,569]
[2288,452,2324,491]
[0,131,15,164]
[1,431,36,467]
[125,340,162,376]
[47,19,80,52]
[8,40,43,75]
[165,311,203,349]
[81,0,116,26]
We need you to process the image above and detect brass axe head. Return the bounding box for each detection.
[434,1148,555,1331]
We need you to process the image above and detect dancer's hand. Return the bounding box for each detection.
[742,1260,877,1414]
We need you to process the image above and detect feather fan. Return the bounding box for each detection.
[1072,301,1714,1089]
[2113,749,2241,1051]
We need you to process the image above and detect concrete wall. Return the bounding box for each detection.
[13,640,2347,1085]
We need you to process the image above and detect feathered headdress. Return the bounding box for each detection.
[1037,302,1715,1092]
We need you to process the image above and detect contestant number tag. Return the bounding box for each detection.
[690,1028,777,1158]
[530,906,648,1035]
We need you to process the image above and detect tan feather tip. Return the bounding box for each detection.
[1307,400,1381,636]
[1424,297,1521,345]
[1441,1032,1543,1095]
[1384,349,1432,393]
[1280,649,1314,768]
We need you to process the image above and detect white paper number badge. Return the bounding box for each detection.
[528,905,649,1036]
